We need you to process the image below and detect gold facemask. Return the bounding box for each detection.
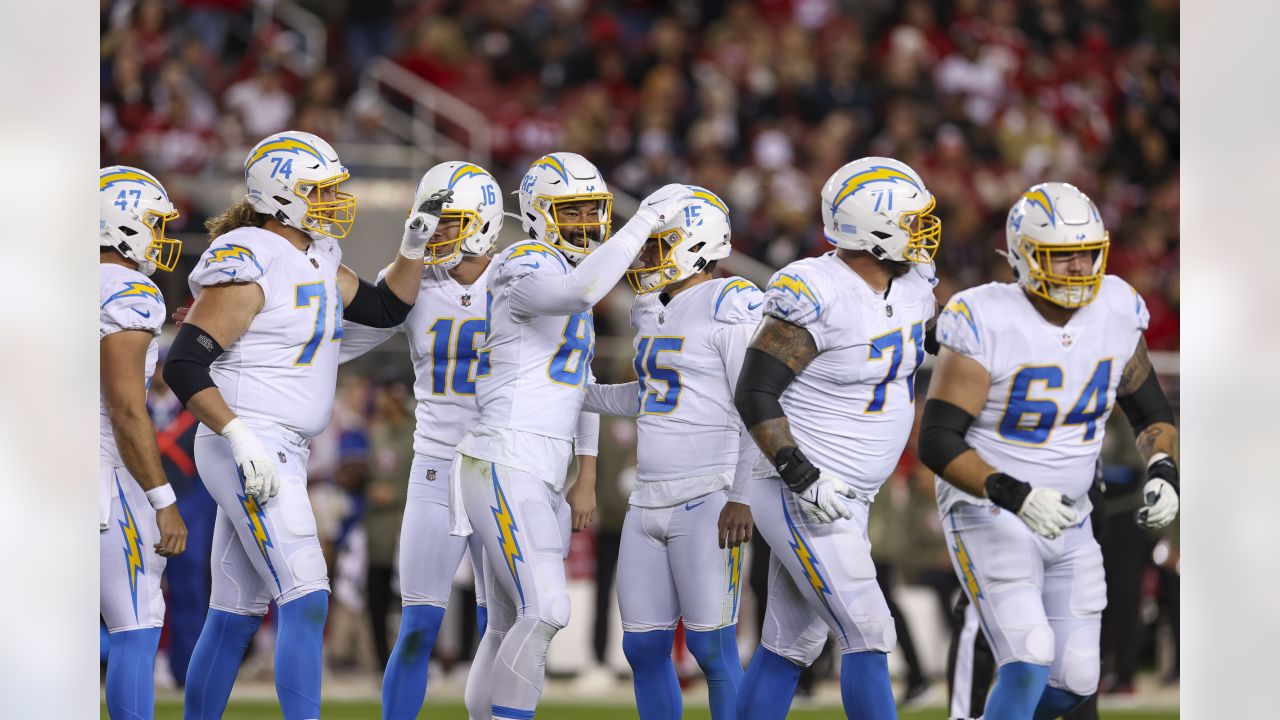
[1016,234,1110,308]
[296,172,357,239]
[898,195,942,264]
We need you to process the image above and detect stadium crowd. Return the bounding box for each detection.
[101,0,1180,703]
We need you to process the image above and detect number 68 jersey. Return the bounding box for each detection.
[188,226,345,439]
[933,275,1150,517]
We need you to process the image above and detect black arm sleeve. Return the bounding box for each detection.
[733,348,796,429]
[1116,371,1176,434]
[918,398,977,477]
[163,322,224,407]
[343,278,414,329]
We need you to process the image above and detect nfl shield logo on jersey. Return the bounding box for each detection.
[461,294,472,307]
[427,469,438,482]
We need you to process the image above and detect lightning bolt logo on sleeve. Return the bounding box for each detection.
[714,278,760,315]
[115,475,146,621]
[507,241,567,271]
[239,494,284,594]
[780,489,846,642]
[829,165,921,212]
[489,464,527,608]
[101,281,162,309]
[204,244,265,274]
[767,273,822,318]
[941,299,980,347]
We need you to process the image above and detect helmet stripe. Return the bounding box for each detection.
[830,166,921,212]
[244,136,328,172]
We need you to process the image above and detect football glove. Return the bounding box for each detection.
[796,474,856,524]
[630,184,695,234]
[220,417,280,505]
[985,472,1077,539]
[1137,454,1179,529]
[400,189,454,260]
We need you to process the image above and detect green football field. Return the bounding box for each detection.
[126,701,1178,719]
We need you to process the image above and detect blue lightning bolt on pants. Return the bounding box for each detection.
[740,479,897,715]
[457,457,572,719]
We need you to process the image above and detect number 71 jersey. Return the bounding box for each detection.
[933,275,1150,516]
[762,252,937,497]
[188,226,345,439]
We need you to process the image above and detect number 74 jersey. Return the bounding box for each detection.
[933,275,1150,516]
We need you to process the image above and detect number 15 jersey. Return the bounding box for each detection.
[933,275,1150,516]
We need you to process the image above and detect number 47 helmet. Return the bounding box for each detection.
[411,161,504,268]
[243,131,356,240]
[100,165,182,276]
[1004,182,1110,308]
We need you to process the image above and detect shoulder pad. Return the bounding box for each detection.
[763,265,825,327]
[500,241,568,278]
[100,278,165,336]
[935,290,984,358]
[1101,275,1150,332]
[712,277,764,325]
[190,228,272,287]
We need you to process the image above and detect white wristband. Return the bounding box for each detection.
[1147,452,1171,468]
[146,484,177,510]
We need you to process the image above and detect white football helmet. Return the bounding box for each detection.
[100,165,182,276]
[820,157,940,263]
[517,152,612,264]
[626,186,732,294]
[412,161,503,268]
[244,131,355,240]
[1004,182,1110,308]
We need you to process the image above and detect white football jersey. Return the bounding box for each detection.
[455,240,595,486]
[100,263,165,466]
[340,261,495,460]
[933,275,1149,516]
[188,226,344,439]
[758,252,937,497]
[603,277,763,507]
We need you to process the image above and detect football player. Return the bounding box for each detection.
[581,187,758,719]
[919,182,1179,719]
[450,153,695,719]
[162,131,436,719]
[99,165,189,720]
[734,157,943,719]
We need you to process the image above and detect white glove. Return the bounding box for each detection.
[626,184,695,235]
[400,189,453,260]
[220,417,279,506]
[1137,478,1179,529]
[796,474,856,524]
[1016,487,1078,539]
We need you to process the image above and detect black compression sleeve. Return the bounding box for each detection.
[163,322,224,407]
[1117,370,1175,434]
[919,398,977,477]
[344,278,414,328]
[733,348,796,429]
[924,323,940,355]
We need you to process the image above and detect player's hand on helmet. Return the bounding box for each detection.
[797,474,856,524]
[985,472,1076,539]
[401,189,454,260]
[718,501,754,548]
[153,504,188,557]
[220,417,280,506]
[633,184,695,233]
[1137,455,1179,529]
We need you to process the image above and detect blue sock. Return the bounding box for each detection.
[1034,686,1089,719]
[106,627,162,720]
[839,651,896,720]
[986,661,1051,720]
[184,610,262,719]
[476,604,488,638]
[381,604,447,720]
[622,630,682,719]
[686,626,744,720]
[736,646,803,720]
[275,591,329,720]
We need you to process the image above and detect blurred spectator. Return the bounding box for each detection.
[223,60,294,140]
[182,0,244,58]
[344,0,396,80]
[364,383,415,671]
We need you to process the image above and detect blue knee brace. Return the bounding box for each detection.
[623,630,682,719]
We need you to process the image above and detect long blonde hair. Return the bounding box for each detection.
[205,197,269,240]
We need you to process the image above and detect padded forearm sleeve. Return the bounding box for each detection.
[163,322,224,407]
[344,278,414,329]
[918,398,977,477]
[733,348,796,429]
[1117,370,1176,434]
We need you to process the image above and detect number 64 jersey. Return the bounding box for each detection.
[760,252,937,498]
[933,275,1150,517]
